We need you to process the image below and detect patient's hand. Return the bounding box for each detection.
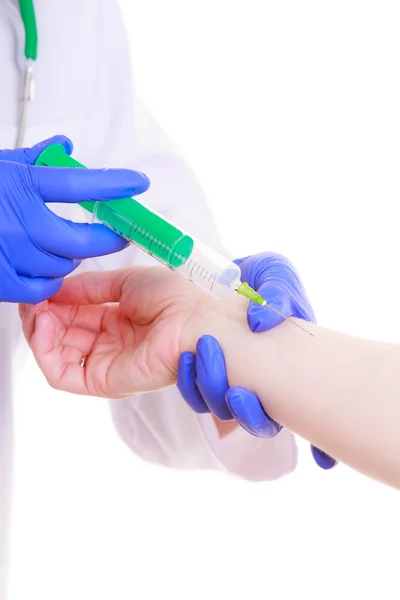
[19,267,209,398]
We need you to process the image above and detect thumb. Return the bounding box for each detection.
[247,285,294,333]
[50,268,133,305]
[0,136,74,165]
[24,135,74,165]
[30,164,150,203]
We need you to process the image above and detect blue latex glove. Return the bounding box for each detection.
[0,135,150,304]
[177,252,337,470]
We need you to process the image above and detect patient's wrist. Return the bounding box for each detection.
[181,293,248,354]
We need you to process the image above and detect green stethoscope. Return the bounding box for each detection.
[16,0,38,148]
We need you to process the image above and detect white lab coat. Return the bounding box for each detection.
[0,0,297,596]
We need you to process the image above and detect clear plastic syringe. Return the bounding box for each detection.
[35,143,266,305]
[35,145,313,336]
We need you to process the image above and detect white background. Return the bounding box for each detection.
[8,1,400,598]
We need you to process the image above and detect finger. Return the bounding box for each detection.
[14,275,63,305]
[5,160,131,260]
[50,268,132,305]
[195,336,232,420]
[235,254,297,332]
[226,387,283,438]
[237,252,306,299]
[56,324,97,371]
[24,135,74,165]
[237,253,288,289]
[311,445,338,470]
[233,256,251,268]
[20,300,48,347]
[36,215,129,259]
[12,249,81,279]
[59,324,98,355]
[0,135,73,165]
[247,287,294,332]
[31,311,87,395]
[21,300,106,351]
[237,253,317,330]
[235,253,265,287]
[31,310,56,354]
[49,303,110,335]
[31,164,150,203]
[0,247,63,304]
[177,352,210,414]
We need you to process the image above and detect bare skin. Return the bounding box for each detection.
[20,266,400,489]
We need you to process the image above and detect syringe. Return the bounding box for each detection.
[35,144,312,335]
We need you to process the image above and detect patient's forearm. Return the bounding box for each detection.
[189,299,400,488]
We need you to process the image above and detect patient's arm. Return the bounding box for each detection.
[21,265,399,488]
[189,301,400,489]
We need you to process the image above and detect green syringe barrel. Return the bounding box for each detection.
[35,144,194,269]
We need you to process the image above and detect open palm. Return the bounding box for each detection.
[19,267,206,398]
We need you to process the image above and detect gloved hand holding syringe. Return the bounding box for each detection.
[35,143,312,336]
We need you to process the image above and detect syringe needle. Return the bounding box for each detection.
[236,282,314,337]
[262,301,314,337]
